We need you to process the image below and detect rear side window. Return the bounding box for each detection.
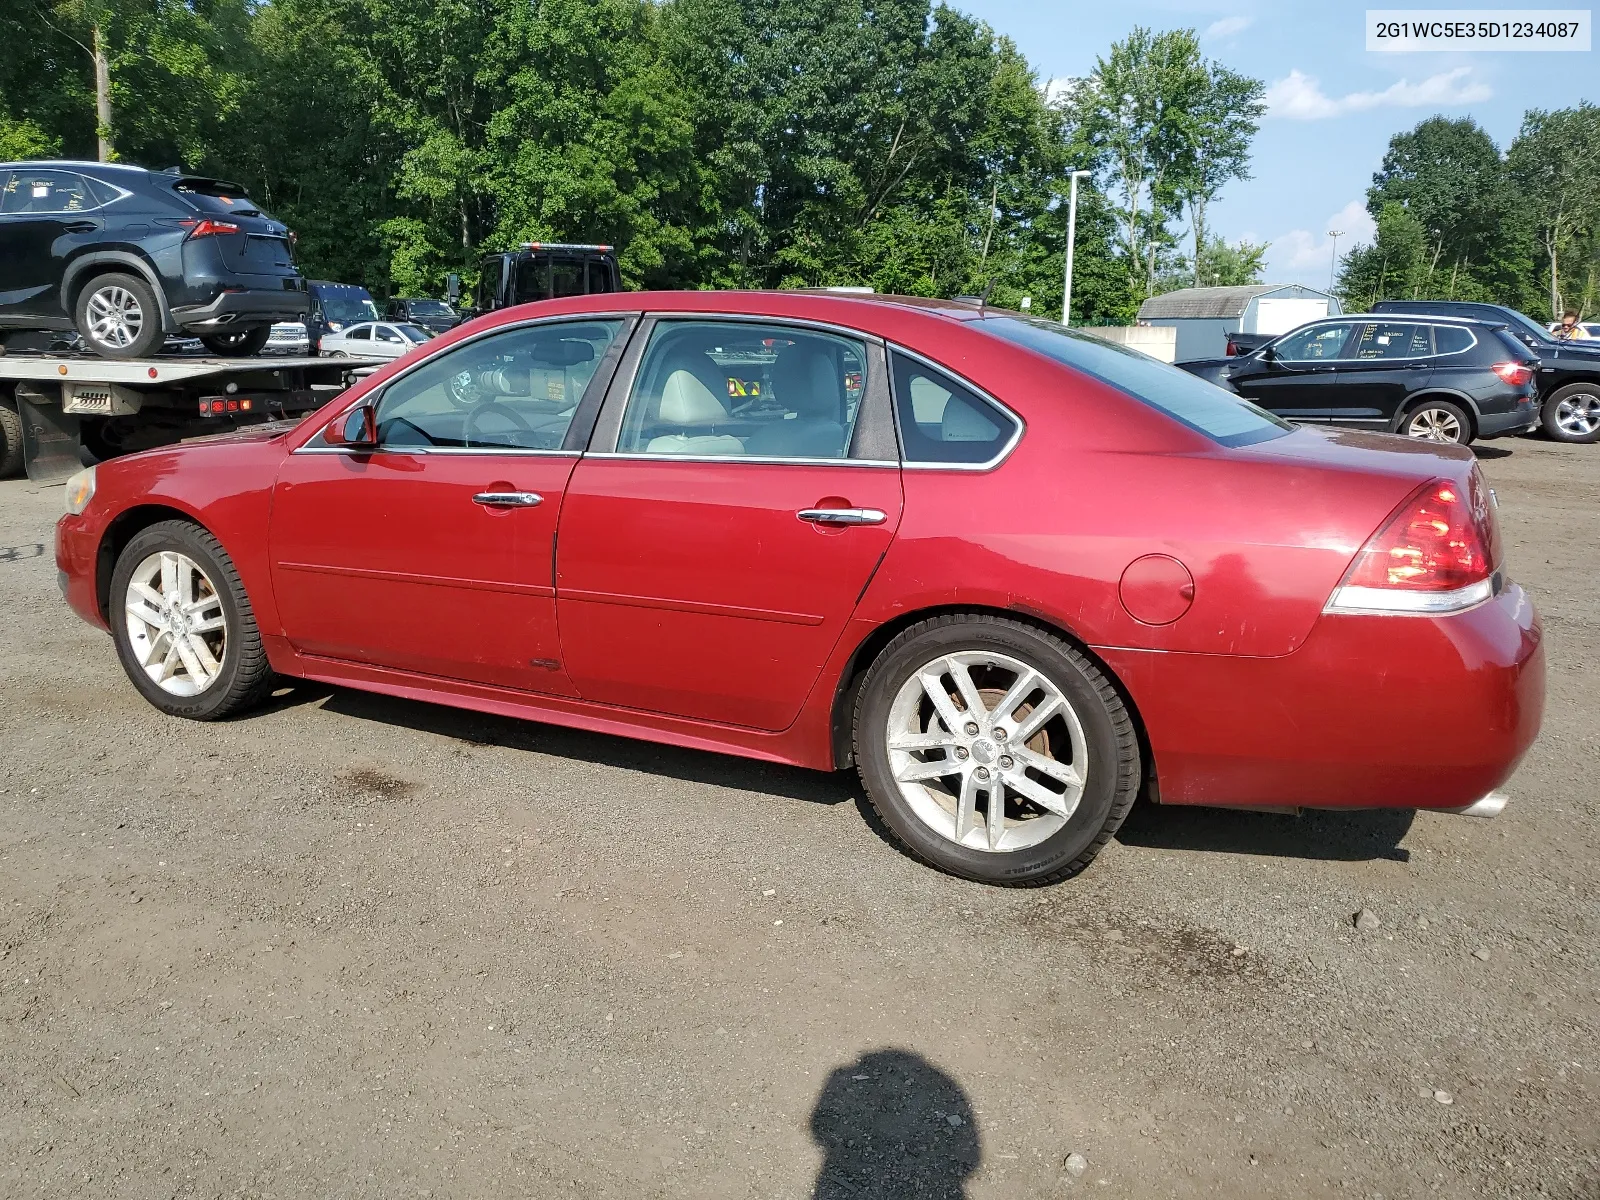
[982,316,1289,447]
[1434,325,1476,355]
[1,169,93,214]
[890,352,1019,465]
[1349,322,1430,359]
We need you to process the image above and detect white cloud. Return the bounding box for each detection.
[1203,16,1252,40]
[1265,201,1378,285]
[1265,66,1492,120]
[1043,76,1077,107]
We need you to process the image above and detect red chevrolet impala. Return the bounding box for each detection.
[56,291,1544,885]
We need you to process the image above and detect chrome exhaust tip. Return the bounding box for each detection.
[1443,791,1507,819]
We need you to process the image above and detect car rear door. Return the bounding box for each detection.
[554,316,902,731]
[269,316,631,693]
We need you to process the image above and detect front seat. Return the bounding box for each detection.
[644,369,745,455]
[745,343,847,457]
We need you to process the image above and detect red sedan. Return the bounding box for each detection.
[56,291,1545,885]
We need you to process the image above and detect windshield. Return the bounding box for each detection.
[407,300,454,316]
[397,325,432,342]
[1498,307,1559,343]
[172,178,264,218]
[319,290,379,324]
[981,316,1291,446]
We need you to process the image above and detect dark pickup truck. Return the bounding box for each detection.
[1372,300,1600,443]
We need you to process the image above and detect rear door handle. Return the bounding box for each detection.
[473,491,543,508]
[797,507,887,526]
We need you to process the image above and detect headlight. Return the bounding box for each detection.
[64,466,96,515]
[328,322,344,331]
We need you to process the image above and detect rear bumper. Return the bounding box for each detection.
[171,283,310,331]
[1477,395,1540,438]
[1099,582,1545,810]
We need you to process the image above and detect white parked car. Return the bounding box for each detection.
[265,322,310,355]
[320,322,433,360]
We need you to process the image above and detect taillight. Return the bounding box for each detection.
[182,218,241,238]
[1325,472,1501,615]
[1490,361,1533,387]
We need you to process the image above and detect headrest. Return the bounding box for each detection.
[771,344,840,418]
[660,369,731,424]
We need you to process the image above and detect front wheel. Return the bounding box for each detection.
[853,615,1141,886]
[1541,383,1600,444]
[200,326,272,357]
[109,520,275,720]
[1403,399,1472,445]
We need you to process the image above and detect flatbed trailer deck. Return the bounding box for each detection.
[0,352,380,483]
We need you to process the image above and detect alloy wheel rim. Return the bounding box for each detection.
[1407,408,1462,443]
[1556,393,1600,436]
[124,551,227,697]
[86,286,144,349]
[886,651,1087,853]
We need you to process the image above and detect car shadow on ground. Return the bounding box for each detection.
[809,1049,980,1199]
[1472,444,1515,460]
[1116,801,1414,862]
[261,680,860,808]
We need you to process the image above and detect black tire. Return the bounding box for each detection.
[853,614,1141,886]
[73,272,164,359]
[1401,399,1473,445]
[200,326,272,357]
[0,398,22,478]
[108,520,275,721]
[1540,383,1600,444]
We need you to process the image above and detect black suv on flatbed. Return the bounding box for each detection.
[0,161,308,359]
[1372,300,1600,443]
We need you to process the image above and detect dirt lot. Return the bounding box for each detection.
[0,436,1596,1199]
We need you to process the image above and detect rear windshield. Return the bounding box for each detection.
[171,177,263,217]
[397,324,432,342]
[981,317,1291,447]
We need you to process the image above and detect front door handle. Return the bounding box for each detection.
[797,507,887,526]
[473,491,543,508]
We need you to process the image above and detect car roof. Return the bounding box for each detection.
[1338,311,1504,327]
[1,160,153,175]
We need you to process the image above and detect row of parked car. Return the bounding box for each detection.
[1180,299,1600,446]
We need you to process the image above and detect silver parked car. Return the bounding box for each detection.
[320,321,432,360]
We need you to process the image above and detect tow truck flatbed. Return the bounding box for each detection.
[0,351,383,483]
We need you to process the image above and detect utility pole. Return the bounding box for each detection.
[1062,170,1092,325]
[93,23,112,162]
[1327,230,1343,294]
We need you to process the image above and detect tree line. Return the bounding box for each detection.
[1338,106,1600,321]
[11,3,1275,319]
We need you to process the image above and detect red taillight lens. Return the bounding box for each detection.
[182,218,241,239]
[1327,473,1501,614]
[1491,361,1533,387]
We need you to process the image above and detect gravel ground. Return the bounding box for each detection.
[0,437,1595,1199]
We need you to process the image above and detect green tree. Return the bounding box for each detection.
[1175,63,1265,286]
[1508,103,1600,318]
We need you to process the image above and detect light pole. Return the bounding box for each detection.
[1327,230,1343,293]
[1062,169,1092,325]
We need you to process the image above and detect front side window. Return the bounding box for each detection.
[890,352,1018,465]
[981,316,1290,447]
[372,319,622,451]
[1,169,93,215]
[1348,321,1430,359]
[616,321,867,459]
[1274,323,1352,361]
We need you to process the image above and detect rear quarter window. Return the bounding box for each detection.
[981,316,1290,447]
[1434,325,1476,355]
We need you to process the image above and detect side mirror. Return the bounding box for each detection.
[1259,345,1278,362]
[324,404,377,449]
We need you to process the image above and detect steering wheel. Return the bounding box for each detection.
[462,399,536,448]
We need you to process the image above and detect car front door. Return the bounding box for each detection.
[1225,321,1354,422]
[268,316,631,693]
[0,168,101,321]
[555,317,902,731]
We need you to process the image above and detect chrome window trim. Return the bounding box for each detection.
[295,445,582,458]
[292,312,636,455]
[885,343,1024,472]
[1275,319,1480,364]
[581,452,899,468]
[1,166,103,216]
[1421,325,1479,358]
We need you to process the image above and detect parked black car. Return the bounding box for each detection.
[1180,314,1539,445]
[0,161,307,358]
[383,296,460,335]
[472,242,621,315]
[304,280,380,353]
[1371,299,1600,443]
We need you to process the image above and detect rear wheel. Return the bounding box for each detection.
[853,615,1141,886]
[1541,383,1600,444]
[109,520,274,720]
[74,273,163,359]
[200,326,272,357]
[1403,399,1472,445]
[0,398,22,477]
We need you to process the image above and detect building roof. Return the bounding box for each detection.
[1137,284,1329,320]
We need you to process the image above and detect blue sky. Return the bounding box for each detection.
[957,0,1594,288]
